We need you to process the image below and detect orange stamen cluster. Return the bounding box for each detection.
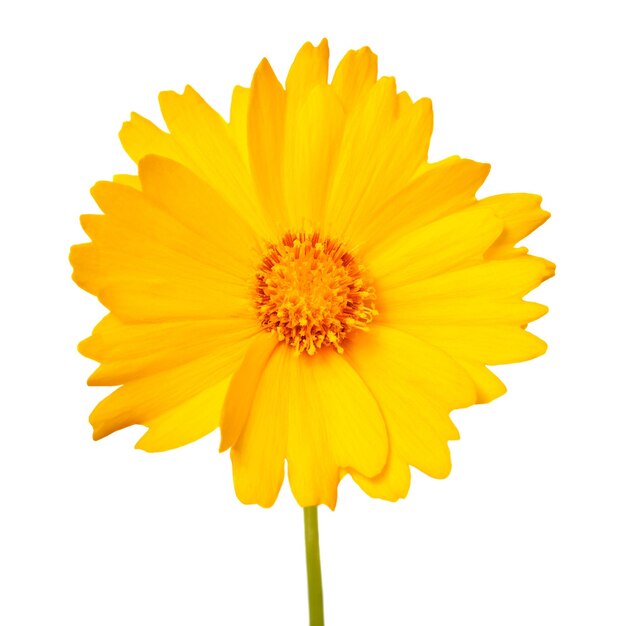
[255,232,377,355]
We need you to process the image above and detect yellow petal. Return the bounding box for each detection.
[158,86,267,236]
[306,348,388,476]
[479,193,551,259]
[78,215,250,323]
[80,314,259,386]
[283,85,345,228]
[119,112,185,163]
[350,450,411,502]
[325,75,435,242]
[90,181,245,274]
[247,58,287,229]
[285,39,329,118]
[136,377,231,452]
[285,373,340,509]
[354,157,490,248]
[287,348,388,508]
[282,41,335,228]
[230,345,290,507]
[325,77,397,235]
[89,334,252,444]
[367,206,503,286]
[389,298,548,327]
[397,90,413,115]
[229,85,250,164]
[98,281,247,324]
[331,46,378,113]
[402,325,547,365]
[224,339,387,508]
[455,359,507,404]
[220,332,278,452]
[137,155,261,276]
[345,325,475,478]
[81,182,254,321]
[69,243,99,295]
[415,255,555,298]
[343,95,434,242]
[112,174,141,190]
[221,342,339,508]
[380,255,555,325]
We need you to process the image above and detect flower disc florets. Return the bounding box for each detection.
[255,232,377,355]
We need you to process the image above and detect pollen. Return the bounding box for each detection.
[255,232,378,355]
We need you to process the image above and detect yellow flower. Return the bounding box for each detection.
[70,40,554,509]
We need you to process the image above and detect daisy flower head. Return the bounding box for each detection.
[71,39,554,509]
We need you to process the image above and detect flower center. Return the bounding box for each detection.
[255,232,377,355]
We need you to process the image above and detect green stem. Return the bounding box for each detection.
[303,506,325,626]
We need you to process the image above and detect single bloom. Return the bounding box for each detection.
[70,40,554,509]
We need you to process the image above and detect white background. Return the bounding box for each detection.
[1,1,624,624]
